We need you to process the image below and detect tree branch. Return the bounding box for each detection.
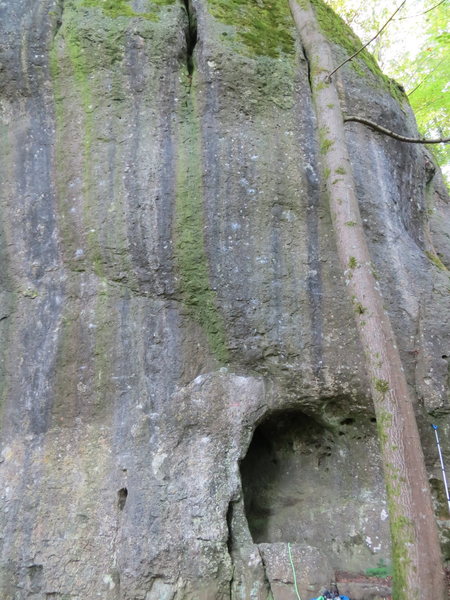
[344,116,450,144]
[327,0,406,81]
[395,0,447,20]
[414,96,444,113]
[407,57,446,96]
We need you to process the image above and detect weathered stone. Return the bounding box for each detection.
[0,0,449,598]
[259,543,333,599]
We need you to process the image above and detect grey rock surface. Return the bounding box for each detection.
[0,0,449,598]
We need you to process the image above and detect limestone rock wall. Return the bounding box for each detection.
[0,1,449,598]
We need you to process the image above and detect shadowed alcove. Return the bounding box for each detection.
[240,408,391,571]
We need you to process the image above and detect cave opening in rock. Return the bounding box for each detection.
[240,408,390,571]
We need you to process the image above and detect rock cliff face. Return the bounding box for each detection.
[1,1,449,598]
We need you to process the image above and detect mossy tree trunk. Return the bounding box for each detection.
[289,1,445,598]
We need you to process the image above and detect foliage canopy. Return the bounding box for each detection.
[326,0,449,182]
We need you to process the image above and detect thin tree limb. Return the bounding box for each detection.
[344,115,450,143]
[414,96,445,112]
[393,49,440,92]
[407,57,446,96]
[327,0,406,81]
[395,0,448,20]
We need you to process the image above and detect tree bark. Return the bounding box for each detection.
[288,1,445,598]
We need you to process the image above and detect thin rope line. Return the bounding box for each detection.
[396,0,447,20]
[288,542,302,600]
[327,0,406,80]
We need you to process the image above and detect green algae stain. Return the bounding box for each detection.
[92,285,117,415]
[52,282,118,426]
[50,37,84,269]
[65,34,95,155]
[174,78,228,363]
[52,306,83,426]
[425,250,448,272]
[0,126,16,429]
[51,6,131,278]
[207,0,295,58]
[61,21,105,276]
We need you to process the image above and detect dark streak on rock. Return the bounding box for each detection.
[294,58,324,379]
[183,0,198,77]
[117,487,128,510]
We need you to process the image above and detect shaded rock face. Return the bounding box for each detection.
[0,0,449,598]
[240,411,388,571]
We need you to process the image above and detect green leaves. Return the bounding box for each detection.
[404,3,450,177]
[325,0,449,183]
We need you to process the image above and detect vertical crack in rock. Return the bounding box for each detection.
[225,501,235,598]
[109,487,127,597]
[226,501,234,556]
[174,0,229,363]
[257,546,273,598]
[302,40,313,90]
[182,0,198,78]
[296,35,325,377]
[306,164,324,379]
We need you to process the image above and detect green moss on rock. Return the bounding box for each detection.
[310,0,372,68]
[425,250,448,271]
[348,256,357,269]
[174,78,229,363]
[207,0,295,58]
[81,0,175,20]
[54,14,102,271]
[51,3,135,279]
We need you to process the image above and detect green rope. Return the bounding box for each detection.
[287,542,302,600]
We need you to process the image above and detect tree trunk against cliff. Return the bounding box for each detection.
[289,1,445,598]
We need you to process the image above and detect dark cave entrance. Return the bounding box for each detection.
[240,409,390,571]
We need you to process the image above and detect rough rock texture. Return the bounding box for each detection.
[0,0,449,598]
